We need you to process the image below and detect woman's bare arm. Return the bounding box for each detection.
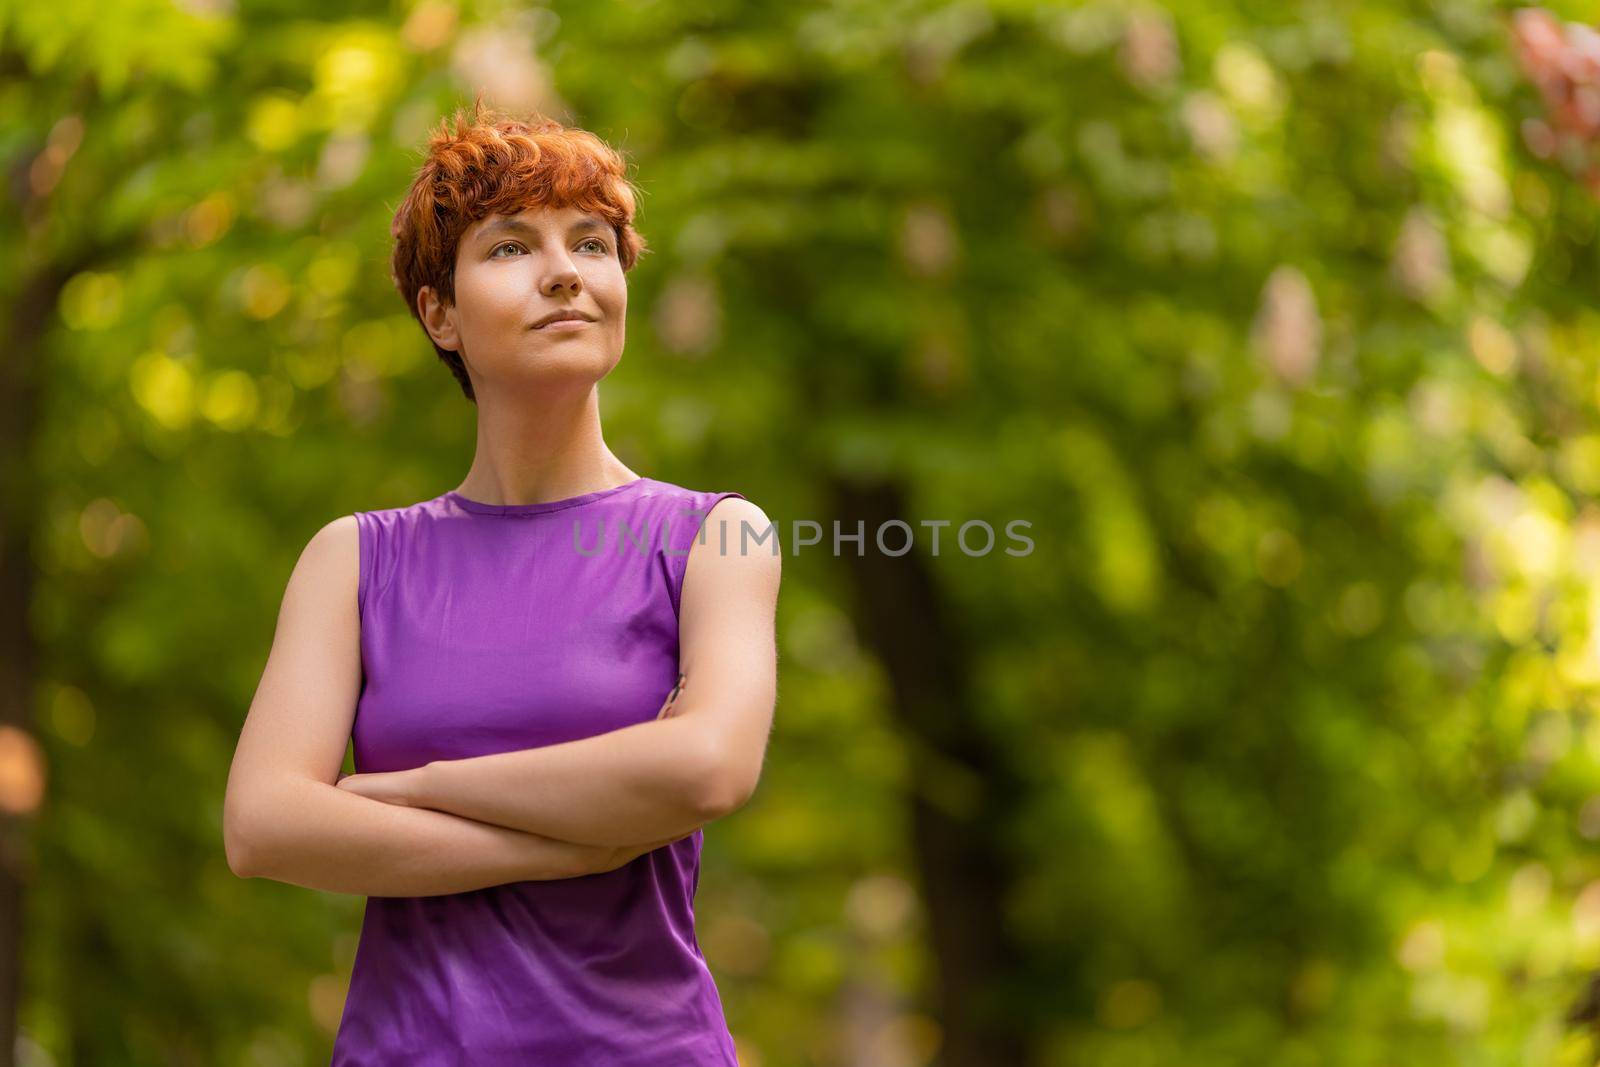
[221,515,670,897]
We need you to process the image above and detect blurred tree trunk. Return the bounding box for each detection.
[829,476,1033,1067]
[1,86,104,1047]
[0,258,63,1067]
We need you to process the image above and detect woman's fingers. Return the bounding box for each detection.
[655,672,688,720]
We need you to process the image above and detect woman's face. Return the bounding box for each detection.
[421,203,627,399]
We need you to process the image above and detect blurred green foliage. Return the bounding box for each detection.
[11,0,1600,1065]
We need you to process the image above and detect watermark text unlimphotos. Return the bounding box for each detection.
[571,508,1034,558]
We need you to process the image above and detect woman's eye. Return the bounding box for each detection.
[493,240,606,257]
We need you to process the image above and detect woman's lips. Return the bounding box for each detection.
[534,318,592,331]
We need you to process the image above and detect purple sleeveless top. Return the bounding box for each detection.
[331,477,746,1066]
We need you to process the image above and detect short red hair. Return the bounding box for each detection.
[389,98,648,401]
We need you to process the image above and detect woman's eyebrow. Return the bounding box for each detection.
[478,217,532,240]
[478,216,608,242]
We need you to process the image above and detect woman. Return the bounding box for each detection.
[222,102,780,1064]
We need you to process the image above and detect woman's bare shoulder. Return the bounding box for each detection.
[270,515,360,613]
[297,515,359,579]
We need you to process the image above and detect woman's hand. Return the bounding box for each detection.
[583,830,697,875]
[655,672,687,720]
[335,768,424,807]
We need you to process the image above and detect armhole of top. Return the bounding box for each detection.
[667,492,748,621]
[354,511,374,619]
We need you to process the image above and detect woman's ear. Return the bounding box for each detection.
[417,284,461,353]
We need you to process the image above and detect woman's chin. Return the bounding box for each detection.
[491,354,621,391]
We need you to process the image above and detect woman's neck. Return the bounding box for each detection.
[454,384,638,506]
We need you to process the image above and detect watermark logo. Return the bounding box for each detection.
[572,508,1034,558]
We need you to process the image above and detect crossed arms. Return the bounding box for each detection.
[222,498,780,897]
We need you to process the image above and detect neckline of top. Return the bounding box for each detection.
[445,477,651,516]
